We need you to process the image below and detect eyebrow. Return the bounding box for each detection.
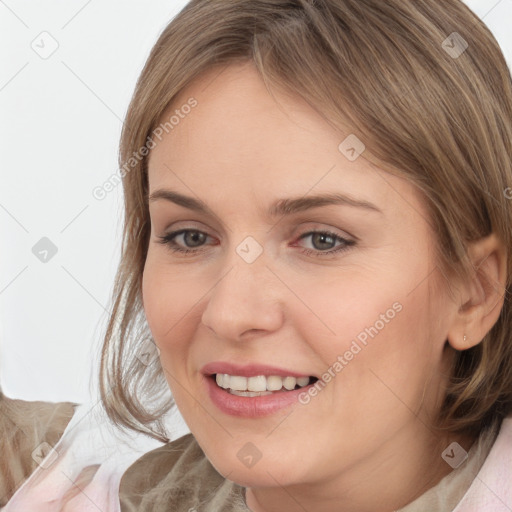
[148,189,383,217]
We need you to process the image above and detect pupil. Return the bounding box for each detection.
[313,233,334,250]
[185,231,205,247]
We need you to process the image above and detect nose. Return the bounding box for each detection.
[200,248,284,342]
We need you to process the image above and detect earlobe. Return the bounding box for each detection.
[446,233,507,351]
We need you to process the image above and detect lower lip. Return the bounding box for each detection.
[204,375,315,418]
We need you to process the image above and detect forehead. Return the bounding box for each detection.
[147,62,429,225]
[150,62,342,168]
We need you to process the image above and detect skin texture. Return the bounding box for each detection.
[142,61,504,512]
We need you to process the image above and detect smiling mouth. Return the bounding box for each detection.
[212,374,319,397]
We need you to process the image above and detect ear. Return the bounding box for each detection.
[446,233,507,351]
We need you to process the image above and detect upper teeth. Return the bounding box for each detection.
[215,374,310,392]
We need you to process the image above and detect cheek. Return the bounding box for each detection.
[294,266,443,397]
[332,287,445,424]
[142,258,201,352]
[142,260,168,339]
[142,261,202,409]
[283,268,408,355]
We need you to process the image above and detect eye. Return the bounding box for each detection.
[294,230,356,258]
[156,228,356,258]
[157,229,214,255]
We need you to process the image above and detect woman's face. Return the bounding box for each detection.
[143,61,459,497]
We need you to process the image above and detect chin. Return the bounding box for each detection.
[222,465,290,488]
[207,453,303,488]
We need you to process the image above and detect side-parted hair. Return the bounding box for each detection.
[100,0,512,443]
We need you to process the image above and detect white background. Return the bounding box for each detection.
[1,0,511,405]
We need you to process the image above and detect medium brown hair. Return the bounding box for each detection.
[100,0,512,442]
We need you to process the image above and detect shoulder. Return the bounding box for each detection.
[120,433,247,511]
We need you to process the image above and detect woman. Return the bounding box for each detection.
[100,0,512,510]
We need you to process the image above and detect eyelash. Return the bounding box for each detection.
[156,229,356,258]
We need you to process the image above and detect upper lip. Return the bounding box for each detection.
[201,361,315,378]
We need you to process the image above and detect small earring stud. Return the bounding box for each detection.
[463,334,467,342]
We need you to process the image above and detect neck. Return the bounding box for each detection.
[245,426,477,512]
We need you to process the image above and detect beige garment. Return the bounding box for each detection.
[119,433,247,512]
[119,421,500,512]
[0,392,76,506]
